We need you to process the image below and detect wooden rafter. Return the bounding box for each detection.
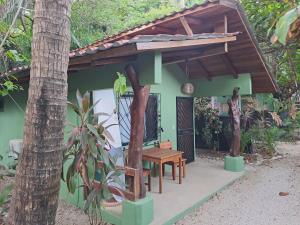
[196,60,212,81]
[151,25,174,33]
[136,36,236,51]
[224,15,228,52]
[163,44,227,65]
[68,56,137,71]
[92,55,137,66]
[185,16,201,25]
[214,15,229,51]
[221,54,239,78]
[179,16,194,36]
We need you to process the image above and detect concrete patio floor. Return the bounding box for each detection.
[149,158,244,225]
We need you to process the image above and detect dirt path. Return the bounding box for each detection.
[176,142,300,225]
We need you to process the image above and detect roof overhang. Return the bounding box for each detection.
[1,0,278,94]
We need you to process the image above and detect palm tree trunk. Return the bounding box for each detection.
[8,0,71,224]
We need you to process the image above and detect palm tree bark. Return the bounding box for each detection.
[8,0,71,224]
[125,64,150,199]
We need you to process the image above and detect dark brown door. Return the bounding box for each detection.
[176,97,195,163]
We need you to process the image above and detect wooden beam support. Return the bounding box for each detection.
[224,15,228,52]
[163,44,226,65]
[185,16,202,25]
[214,15,229,51]
[196,60,212,81]
[151,25,175,33]
[68,55,137,73]
[220,54,239,78]
[179,16,194,36]
[92,55,137,66]
[136,36,236,51]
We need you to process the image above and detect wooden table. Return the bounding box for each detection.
[142,147,183,193]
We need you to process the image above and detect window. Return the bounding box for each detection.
[118,93,159,146]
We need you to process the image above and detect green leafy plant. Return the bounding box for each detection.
[63,90,124,224]
[114,72,127,97]
[195,98,223,150]
[0,183,13,221]
[272,5,300,45]
[0,76,23,96]
[0,154,14,222]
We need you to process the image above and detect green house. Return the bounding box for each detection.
[0,0,277,224]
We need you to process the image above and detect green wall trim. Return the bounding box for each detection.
[192,73,252,97]
[162,172,245,225]
[101,194,154,225]
[224,156,245,172]
[154,51,162,84]
[138,52,162,86]
[102,206,123,225]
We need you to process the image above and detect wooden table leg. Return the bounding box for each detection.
[159,162,163,193]
[179,156,182,184]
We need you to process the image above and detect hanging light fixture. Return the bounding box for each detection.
[181,59,194,95]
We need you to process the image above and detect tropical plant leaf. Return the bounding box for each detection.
[0,184,13,207]
[273,7,299,44]
[68,101,80,116]
[83,189,97,213]
[66,161,76,194]
[103,129,115,143]
[76,89,83,109]
[87,156,95,180]
[82,91,90,113]
[114,72,127,96]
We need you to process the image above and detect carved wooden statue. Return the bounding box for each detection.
[227,87,241,157]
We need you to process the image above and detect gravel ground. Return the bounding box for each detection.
[2,142,299,225]
[176,142,300,225]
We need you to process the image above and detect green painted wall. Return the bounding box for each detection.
[152,64,189,147]
[0,55,187,206]
[0,88,27,165]
[0,52,253,207]
[192,73,252,97]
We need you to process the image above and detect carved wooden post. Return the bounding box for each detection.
[125,64,150,199]
[227,87,241,157]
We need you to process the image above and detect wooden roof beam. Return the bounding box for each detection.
[136,36,236,51]
[151,26,175,33]
[179,16,194,36]
[185,16,202,26]
[214,15,229,51]
[220,54,239,79]
[196,60,212,81]
[163,44,227,65]
[68,56,137,71]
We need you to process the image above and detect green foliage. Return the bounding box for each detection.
[242,0,300,97]
[0,184,13,207]
[113,72,127,97]
[64,90,124,223]
[0,77,23,96]
[0,154,15,220]
[273,6,300,44]
[195,97,222,149]
[70,0,178,48]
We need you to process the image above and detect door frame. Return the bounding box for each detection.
[176,96,195,163]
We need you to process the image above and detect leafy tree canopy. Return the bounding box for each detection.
[0,0,299,98]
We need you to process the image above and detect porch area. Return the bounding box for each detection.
[103,157,244,225]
